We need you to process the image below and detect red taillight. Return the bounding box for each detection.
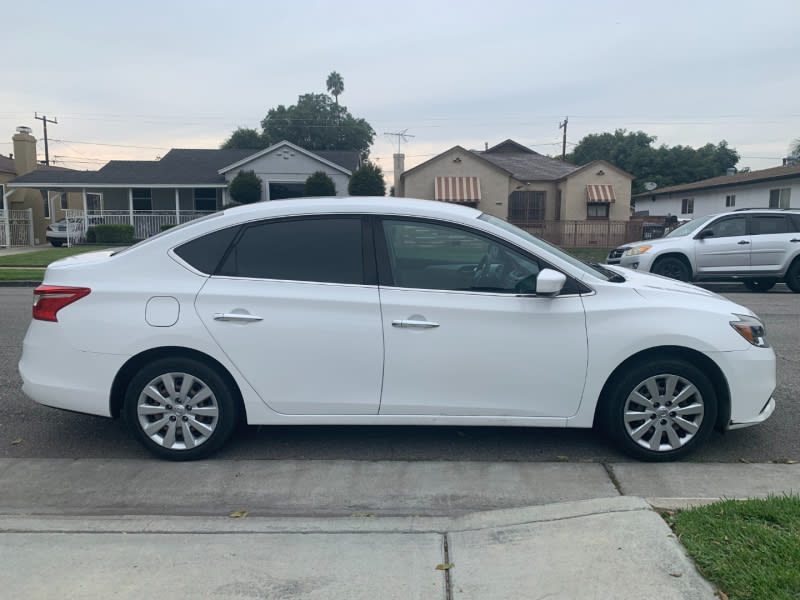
[32,285,91,322]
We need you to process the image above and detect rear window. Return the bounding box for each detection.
[174,226,240,274]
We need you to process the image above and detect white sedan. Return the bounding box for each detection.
[19,198,776,461]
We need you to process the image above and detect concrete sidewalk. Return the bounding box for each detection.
[0,497,716,600]
[2,459,798,599]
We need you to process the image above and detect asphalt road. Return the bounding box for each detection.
[0,285,797,462]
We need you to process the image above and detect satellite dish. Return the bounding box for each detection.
[644,182,657,191]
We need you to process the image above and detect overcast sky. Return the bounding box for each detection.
[2,0,799,181]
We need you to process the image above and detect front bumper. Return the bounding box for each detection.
[616,253,658,272]
[727,396,776,430]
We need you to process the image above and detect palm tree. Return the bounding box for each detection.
[326,71,344,105]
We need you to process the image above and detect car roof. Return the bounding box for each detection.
[221,196,483,220]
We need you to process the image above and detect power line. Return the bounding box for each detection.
[50,139,169,150]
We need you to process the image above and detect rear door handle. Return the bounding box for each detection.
[791,238,800,243]
[213,313,263,322]
[392,319,440,329]
[737,240,750,245]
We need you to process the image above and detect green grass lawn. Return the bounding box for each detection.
[0,268,45,281]
[667,496,800,600]
[0,246,115,267]
[562,247,612,264]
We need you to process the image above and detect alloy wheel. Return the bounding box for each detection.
[136,372,220,450]
[623,373,705,452]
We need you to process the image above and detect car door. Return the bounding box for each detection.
[195,216,383,415]
[375,217,588,418]
[694,215,751,274]
[749,214,799,272]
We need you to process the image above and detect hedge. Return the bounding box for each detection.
[88,224,135,244]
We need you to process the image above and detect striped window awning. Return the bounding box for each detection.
[587,184,616,203]
[435,176,481,204]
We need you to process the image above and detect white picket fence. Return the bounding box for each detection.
[65,210,214,243]
[0,209,34,247]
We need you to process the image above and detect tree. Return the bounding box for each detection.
[348,162,386,196]
[326,71,344,104]
[566,129,739,194]
[304,171,336,196]
[229,170,262,204]
[790,138,800,160]
[221,128,266,150]
[260,93,374,160]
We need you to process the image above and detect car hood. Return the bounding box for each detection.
[601,264,756,316]
[618,235,689,250]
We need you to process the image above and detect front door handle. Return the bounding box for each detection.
[791,238,800,243]
[213,313,263,322]
[392,319,440,329]
[737,240,750,245]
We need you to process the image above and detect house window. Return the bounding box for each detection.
[194,188,217,211]
[725,194,735,207]
[508,191,546,222]
[42,192,50,219]
[587,203,610,219]
[132,188,152,211]
[769,188,791,209]
[681,198,694,214]
[60,193,69,210]
[86,193,101,212]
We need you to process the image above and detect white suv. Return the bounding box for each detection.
[608,209,800,292]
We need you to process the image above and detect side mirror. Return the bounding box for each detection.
[535,269,567,297]
[697,229,714,239]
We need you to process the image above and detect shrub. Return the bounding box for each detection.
[229,170,262,204]
[304,171,336,196]
[93,224,135,243]
[348,162,386,196]
[86,227,97,243]
[160,224,177,232]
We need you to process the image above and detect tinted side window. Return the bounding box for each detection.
[381,219,541,293]
[751,216,790,235]
[174,226,240,274]
[219,217,363,284]
[706,216,746,238]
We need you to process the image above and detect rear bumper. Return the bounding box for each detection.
[19,321,127,418]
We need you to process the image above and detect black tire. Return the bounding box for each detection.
[652,257,690,282]
[123,357,240,460]
[50,240,63,247]
[603,359,717,461]
[786,259,800,293]
[742,278,777,292]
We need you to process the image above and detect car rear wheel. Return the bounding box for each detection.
[603,359,717,461]
[786,259,800,293]
[652,257,690,282]
[123,357,239,460]
[743,278,777,292]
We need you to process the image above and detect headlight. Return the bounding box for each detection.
[730,314,769,347]
[624,244,652,256]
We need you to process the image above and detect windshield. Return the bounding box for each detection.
[478,214,613,280]
[665,216,715,238]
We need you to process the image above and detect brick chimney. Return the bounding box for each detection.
[12,126,37,176]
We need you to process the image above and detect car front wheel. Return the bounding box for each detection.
[50,240,63,247]
[651,257,690,281]
[603,359,717,461]
[123,357,239,460]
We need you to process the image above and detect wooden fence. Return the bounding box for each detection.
[514,218,664,248]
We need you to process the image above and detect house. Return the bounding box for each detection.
[632,163,800,219]
[1,127,84,246]
[6,132,360,242]
[398,139,634,224]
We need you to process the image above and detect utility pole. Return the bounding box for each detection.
[34,113,58,166]
[558,116,568,161]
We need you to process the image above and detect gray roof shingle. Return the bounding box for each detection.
[632,163,800,198]
[472,149,580,180]
[6,145,358,187]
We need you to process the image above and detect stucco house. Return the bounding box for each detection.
[632,163,800,219]
[1,127,84,245]
[6,133,359,242]
[398,140,634,224]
